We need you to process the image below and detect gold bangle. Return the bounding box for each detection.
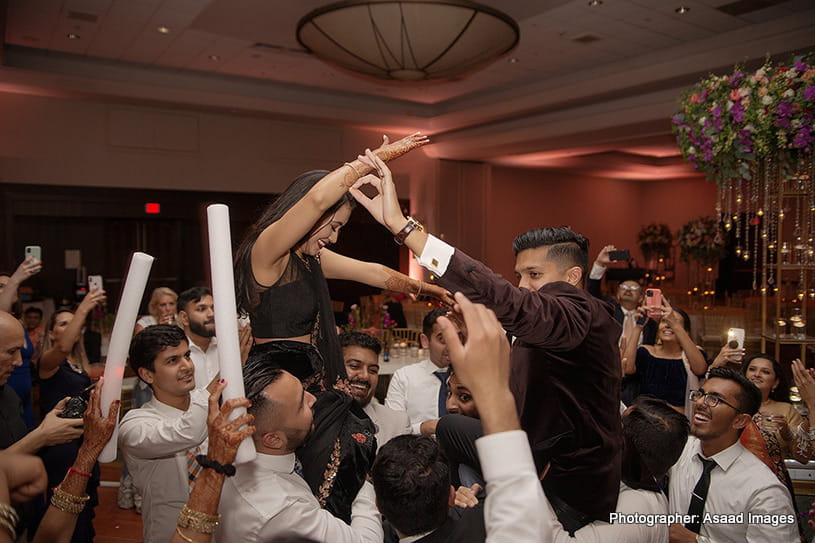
[177,505,220,534]
[415,281,423,298]
[0,517,15,541]
[175,526,196,543]
[50,486,90,515]
[343,162,363,179]
[0,502,19,528]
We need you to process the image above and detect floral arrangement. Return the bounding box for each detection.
[672,54,815,183]
[638,223,673,259]
[344,304,362,331]
[381,306,398,329]
[677,217,727,264]
[343,303,397,332]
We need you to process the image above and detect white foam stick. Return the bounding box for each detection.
[207,204,256,463]
[98,252,154,463]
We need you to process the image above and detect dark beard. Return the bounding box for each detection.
[189,319,215,338]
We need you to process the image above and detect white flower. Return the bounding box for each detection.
[726,101,733,111]
[699,116,707,125]
[756,68,766,78]
[688,146,696,154]
[792,119,801,128]
[739,87,750,98]
[744,123,755,132]
[783,89,794,98]
[762,94,773,105]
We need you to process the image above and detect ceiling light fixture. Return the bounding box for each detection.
[508,57,519,63]
[675,6,690,14]
[208,55,221,61]
[588,0,603,6]
[67,33,80,39]
[297,0,519,81]
[156,26,171,34]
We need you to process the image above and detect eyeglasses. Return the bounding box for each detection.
[619,284,641,291]
[688,390,743,413]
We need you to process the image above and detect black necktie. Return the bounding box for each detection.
[433,370,448,417]
[685,455,717,533]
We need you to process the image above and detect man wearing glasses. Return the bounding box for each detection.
[667,367,797,542]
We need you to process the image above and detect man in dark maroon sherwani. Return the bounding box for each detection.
[351,153,623,533]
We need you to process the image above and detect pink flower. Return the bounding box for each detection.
[730,89,740,101]
[351,433,367,444]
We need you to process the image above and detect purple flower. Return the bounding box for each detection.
[672,113,682,125]
[793,127,813,148]
[794,60,808,72]
[731,72,744,85]
[776,117,792,129]
[777,102,793,117]
[804,86,815,101]
[730,102,745,122]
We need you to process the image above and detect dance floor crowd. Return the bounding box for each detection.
[0,134,809,543]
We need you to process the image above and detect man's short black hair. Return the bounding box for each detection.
[422,308,449,338]
[177,286,212,314]
[243,358,285,425]
[339,331,382,356]
[128,324,188,385]
[23,307,43,317]
[371,435,450,536]
[624,397,690,480]
[707,367,762,416]
[512,226,589,280]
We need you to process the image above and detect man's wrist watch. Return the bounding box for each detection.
[394,216,424,245]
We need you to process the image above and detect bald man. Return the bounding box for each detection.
[0,311,83,452]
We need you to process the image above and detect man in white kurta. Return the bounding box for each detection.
[119,325,209,543]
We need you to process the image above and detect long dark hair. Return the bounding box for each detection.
[740,353,790,403]
[234,170,354,316]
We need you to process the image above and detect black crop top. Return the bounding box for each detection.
[249,252,320,339]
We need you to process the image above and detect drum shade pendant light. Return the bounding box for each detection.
[297,0,519,81]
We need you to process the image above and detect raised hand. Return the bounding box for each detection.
[205,380,255,466]
[349,149,405,232]
[373,132,429,162]
[79,377,120,459]
[792,358,815,407]
[595,245,615,267]
[11,255,42,283]
[78,288,106,314]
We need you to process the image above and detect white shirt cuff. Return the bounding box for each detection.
[589,263,607,280]
[476,430,535,480]
[415,234,454,277]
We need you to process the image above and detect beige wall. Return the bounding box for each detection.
[0,92,718,289]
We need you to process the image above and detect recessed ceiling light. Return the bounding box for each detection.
[675,6,690,14]
[67,33,80,39]
[508,57,519,64]
[588,0,602,5]
[208,55,221,61]
[156,26,171,34]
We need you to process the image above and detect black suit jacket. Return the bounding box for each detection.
[417,506,486,543]
[436,249,623,523]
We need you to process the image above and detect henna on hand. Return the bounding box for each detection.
[374,132,430,162]
[384,269,421,296]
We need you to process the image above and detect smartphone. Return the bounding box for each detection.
[727,328,745,361]
[609,249,630,262]
[88,275,104,292]
[644,288,662,317]
[24,245,41,263]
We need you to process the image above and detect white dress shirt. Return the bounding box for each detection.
[478,430,672,543]
[118,388,209,543]
[385,359,447,435]
[363,400,412,446]
[668,436,798,542]
[218,452,383,543]
[187,335,220,390]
